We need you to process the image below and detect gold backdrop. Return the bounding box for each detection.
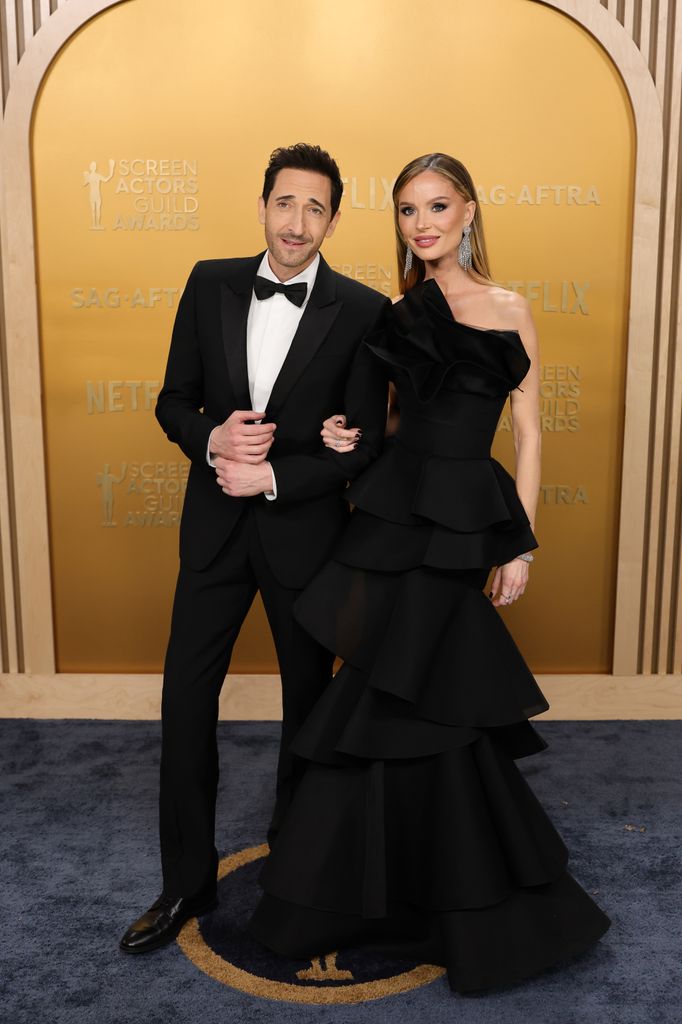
[31,0,634,672]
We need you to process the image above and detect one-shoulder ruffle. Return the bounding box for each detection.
[366,277,531,403]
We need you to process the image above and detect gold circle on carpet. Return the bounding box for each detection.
[177,844,445,1004]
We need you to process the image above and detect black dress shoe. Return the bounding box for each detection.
[119,889,218,954]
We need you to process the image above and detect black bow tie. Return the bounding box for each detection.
[253,275,308,308]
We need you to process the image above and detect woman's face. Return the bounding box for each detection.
[397,170,475,266]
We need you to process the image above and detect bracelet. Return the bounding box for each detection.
[516,552,534,563]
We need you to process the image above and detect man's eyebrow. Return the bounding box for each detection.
[274,193,326,211]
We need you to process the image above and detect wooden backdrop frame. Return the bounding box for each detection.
[0,0,681,718]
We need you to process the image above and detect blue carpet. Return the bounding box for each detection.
[1,719,680,1023]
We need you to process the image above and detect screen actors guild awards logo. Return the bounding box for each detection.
[177,845,444,1005]
[296,953,353,982]
[81,158,199,230]
[96,463,127,526]
[83,160,115,230]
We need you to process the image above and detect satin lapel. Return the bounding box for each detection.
[220,255,262,410]
[265,258,342,420]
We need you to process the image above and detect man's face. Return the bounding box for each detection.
[258,168,340,280]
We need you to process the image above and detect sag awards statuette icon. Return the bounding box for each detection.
[83,159,115,230]
[177,845,445,1005]
[96,463,127,526]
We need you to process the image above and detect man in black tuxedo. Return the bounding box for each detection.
[120,144,389,953]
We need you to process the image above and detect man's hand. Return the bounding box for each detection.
[214,457,274,497]
[209,410,276,464]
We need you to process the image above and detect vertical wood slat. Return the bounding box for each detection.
[655,5,682,671]
[639,364,663,671]
[38,0,50,30]
[16,0,36,58]
[654,0,668,94]
[638,230,667,671]
[663,5,682,671]
[0,250,20,672]
[670,0,682,674]
[649,0,661,79]
[670,243,682,671]
[0,5,7,109]
[3,1,19,77]
[1,13,20,671]
[0,436,19,671]
[632,0,644,48]
[623,0,636,35]
[22,0,36,44]
[640,0,673,672]
[15,0,25,59]
[639,0,652,64]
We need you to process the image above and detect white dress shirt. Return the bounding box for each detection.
[208,251,320,500]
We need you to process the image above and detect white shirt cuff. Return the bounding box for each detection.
[207,427,217,467]
[265,464,277,501]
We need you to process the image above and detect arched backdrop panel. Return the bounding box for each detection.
[31,0,631,673]
[0,0,681,717]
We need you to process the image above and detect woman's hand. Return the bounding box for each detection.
[490,558,530,607]
[321,414,361,453]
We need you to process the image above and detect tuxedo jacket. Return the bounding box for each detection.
[156,253,390,587]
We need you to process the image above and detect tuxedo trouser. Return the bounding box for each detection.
[159,507,335,898]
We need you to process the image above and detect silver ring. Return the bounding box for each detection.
[335,439,342,448]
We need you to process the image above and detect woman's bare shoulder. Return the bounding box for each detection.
[483,286,531,329]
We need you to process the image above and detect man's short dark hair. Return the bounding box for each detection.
[262,144,343,217]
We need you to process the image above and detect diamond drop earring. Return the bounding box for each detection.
[403,244,413,278]
[458,224,472,271]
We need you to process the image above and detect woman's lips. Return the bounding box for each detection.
[414,236,439,248]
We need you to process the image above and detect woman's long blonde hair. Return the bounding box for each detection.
[394,153,493,294]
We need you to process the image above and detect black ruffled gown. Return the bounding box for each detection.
[249,278,610,993]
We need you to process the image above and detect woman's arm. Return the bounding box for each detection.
[490,296,541,607]
[510,302,541,530]
[386,383,400,437]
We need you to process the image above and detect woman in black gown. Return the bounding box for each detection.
[248,152,610,993]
